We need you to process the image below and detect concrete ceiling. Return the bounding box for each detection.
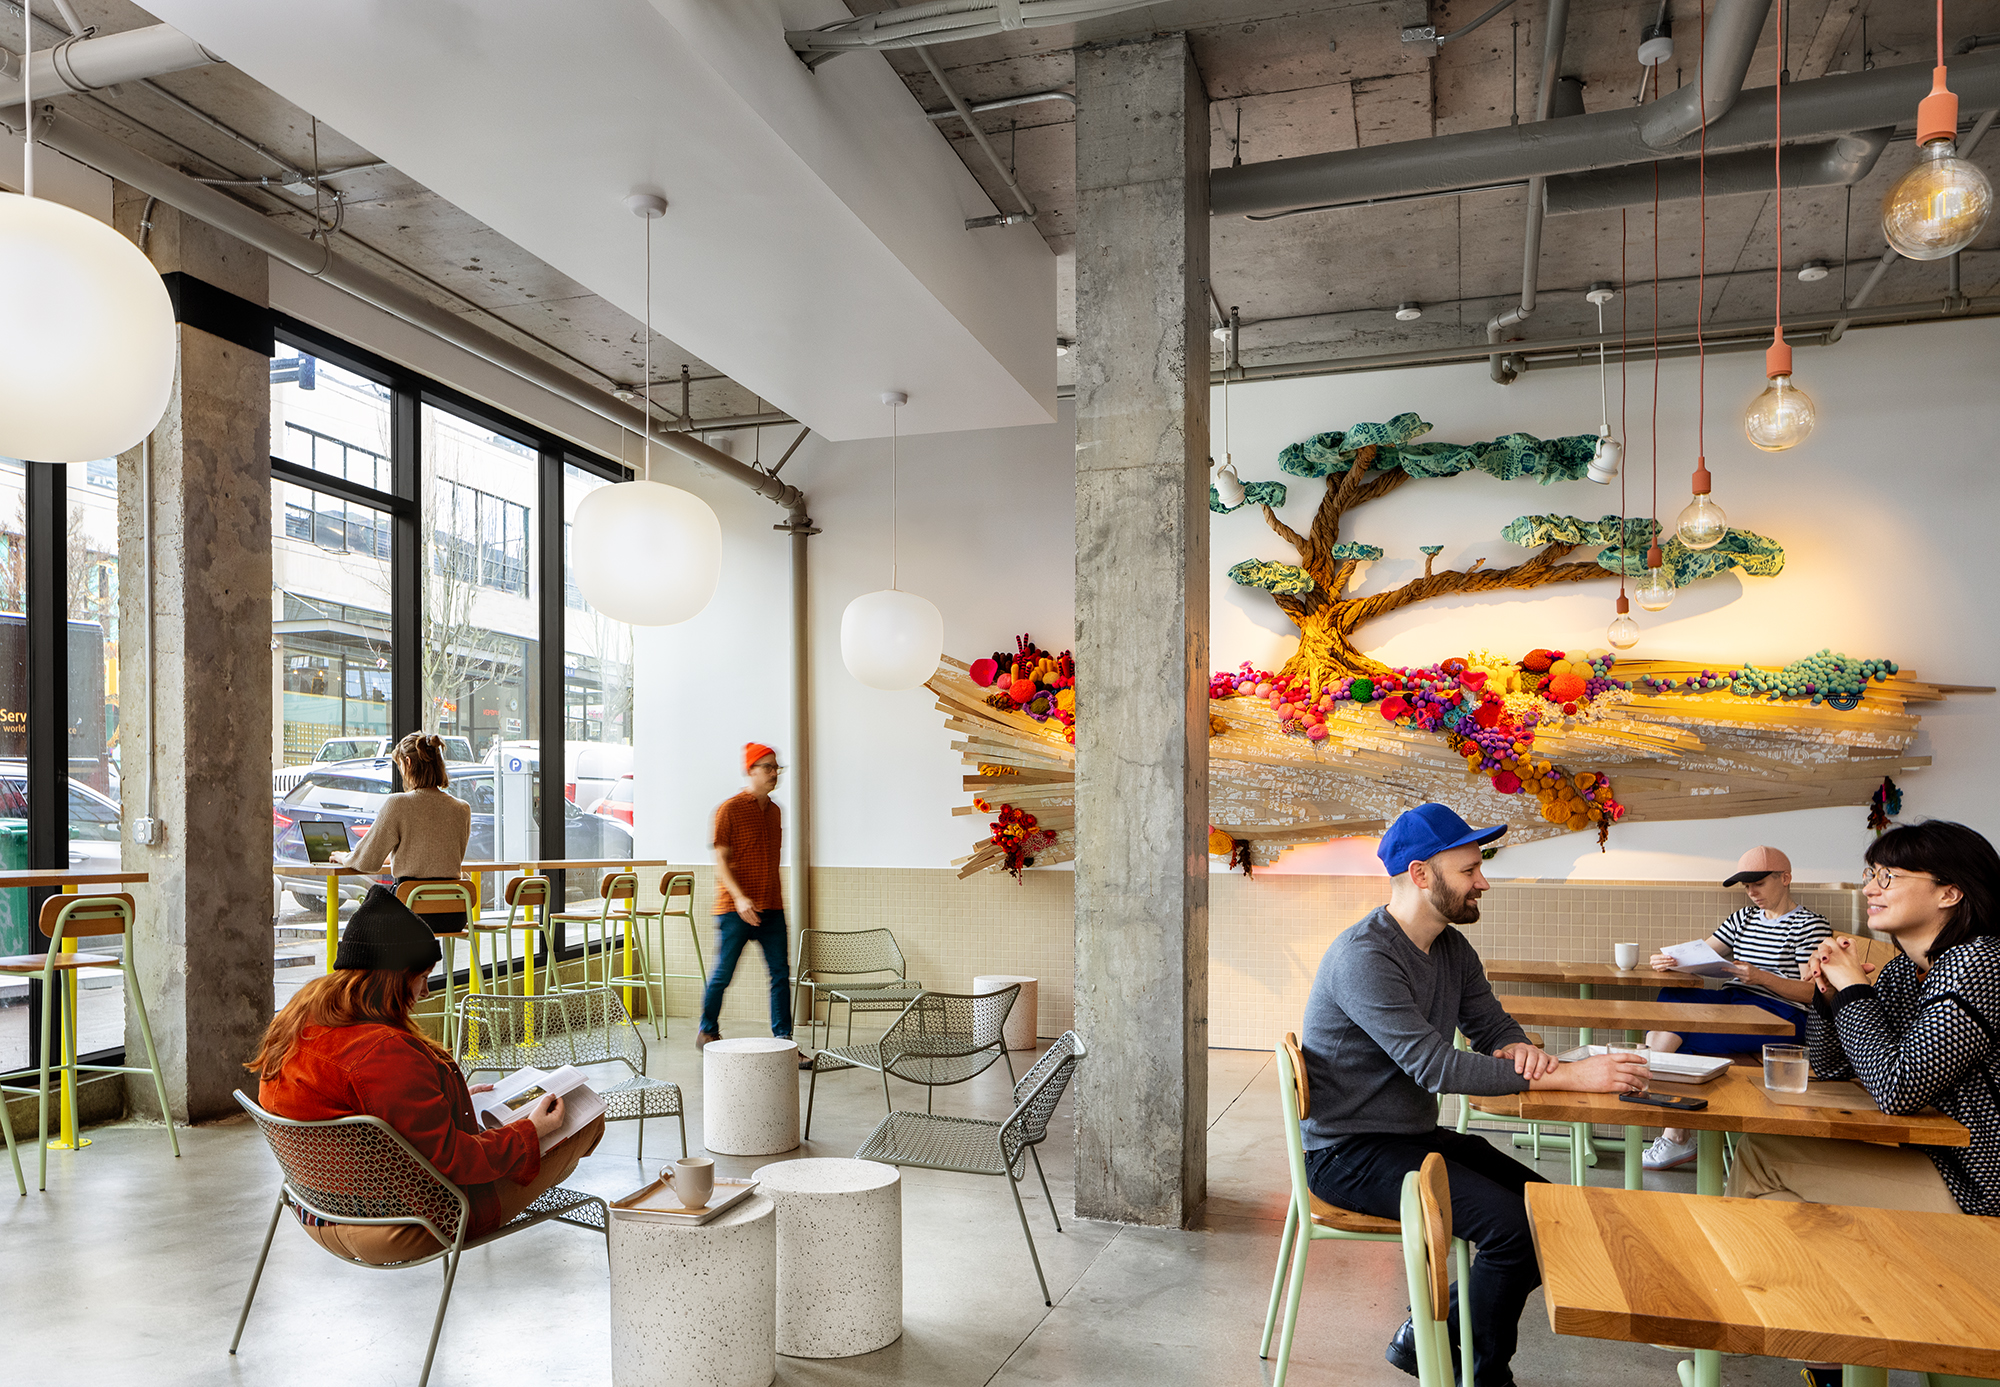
[16,0,2000,443]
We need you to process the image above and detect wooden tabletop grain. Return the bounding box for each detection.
[0,869,150,888]
[1485,958,1705,989]
[1480,1066,1968,1146]
[1526,1184,2000,1378]
[1497,994,1796,1034]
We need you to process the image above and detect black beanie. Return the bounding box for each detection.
[334,885,443,973]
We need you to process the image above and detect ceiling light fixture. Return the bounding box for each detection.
[1635,148,1676,614]
[1676,2,1729,553]
[569,192,722,626]
[1880,0,1993,260]
[1796,259,1831,282]
[0,0,177,464]
[1585,282,1622,484]
[1395,301,1423,321]
[1213,312,1246,507]
[1055,338,1072,356]
[1743,1,1815,454]
[1606,232,1639,650]
[841,392,944,690]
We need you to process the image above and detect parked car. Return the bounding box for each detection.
[272,760,635,911]
[315,734,476,764]
[0,761,126,874]
[585,773,634,828]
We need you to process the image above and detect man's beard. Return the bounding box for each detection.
[1430,881,1482,924]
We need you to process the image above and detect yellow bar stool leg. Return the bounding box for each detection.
[620,907,635,1016]
[324,870,339,975]
[441,936,456,1053]
[52,884,88,1153]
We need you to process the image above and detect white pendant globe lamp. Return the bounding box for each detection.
[570,192,721,626]
[0,0,176,464]
[842,392,943,691]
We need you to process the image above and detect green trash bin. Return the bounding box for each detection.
[0,821,27,957]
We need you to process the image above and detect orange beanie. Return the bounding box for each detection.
[743,742,777,773]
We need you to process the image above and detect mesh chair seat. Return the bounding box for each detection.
[814,1042,1006,1089]
[599,1072,683,1120]
[803,986,1019,1139]
[855,1109,1016,1177]
[822,982,925,1010]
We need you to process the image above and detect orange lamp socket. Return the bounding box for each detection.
[1616,594,1631,615]
[1765,332,1793,379]
[1917,66,1959,148]
[1691,456,1712,496]
[1645,544,1664,568]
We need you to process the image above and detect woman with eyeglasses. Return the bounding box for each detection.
[1726,820,2000,1219]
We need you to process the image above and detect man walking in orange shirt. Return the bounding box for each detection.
[697,743,796,1055]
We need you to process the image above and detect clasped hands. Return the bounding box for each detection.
[1806,935,1876,994]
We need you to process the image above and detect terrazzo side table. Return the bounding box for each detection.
[752,1157,903,1358]
[703,1038,801,1156]
[608,1193,776,1387]
[973,974,1039,1051]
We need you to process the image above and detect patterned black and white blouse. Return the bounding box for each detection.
[1809,933,2000,1217]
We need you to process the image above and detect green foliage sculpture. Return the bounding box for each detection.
[1215,413,1785,685]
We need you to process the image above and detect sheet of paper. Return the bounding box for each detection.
[1663,940,1737,978]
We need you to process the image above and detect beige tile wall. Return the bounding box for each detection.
[600,866,1864,1055]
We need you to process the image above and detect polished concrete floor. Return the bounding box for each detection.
[1,1040,1920,1386]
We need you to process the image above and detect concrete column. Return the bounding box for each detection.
[1071,34,1210,1228]
[116,197,275,1122]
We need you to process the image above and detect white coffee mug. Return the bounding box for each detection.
[671,1156,715,1210]
[1614,942,1641,970]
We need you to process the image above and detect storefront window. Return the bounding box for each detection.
[0,456,30,1073]
[563,464,636,899]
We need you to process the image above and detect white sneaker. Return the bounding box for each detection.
[1642,1134,1698,1170]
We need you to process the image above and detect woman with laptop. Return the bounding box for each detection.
[337,733,473,934]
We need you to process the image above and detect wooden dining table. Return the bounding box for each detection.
[1496,994,1796,1036]
[1485,958,1706,991]
[0,868,152,1152]
[1526,1184,2000,1387]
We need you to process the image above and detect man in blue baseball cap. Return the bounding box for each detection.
[1295,802,1647,1387]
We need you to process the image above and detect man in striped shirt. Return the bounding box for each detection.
[1640,845,1831,1169]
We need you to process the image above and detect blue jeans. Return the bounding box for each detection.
[698,909,793,1038]
[1655,985,1807,1055]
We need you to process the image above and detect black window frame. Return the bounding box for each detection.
[269,314,632,982]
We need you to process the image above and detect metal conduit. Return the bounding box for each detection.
[786,0,1159,66]
[1545,128,1892,213]
[1486,0,1570,384]
[0,23,220,105]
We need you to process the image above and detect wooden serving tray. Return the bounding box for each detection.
[610,1175,759,1226]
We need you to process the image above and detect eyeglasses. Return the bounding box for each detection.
[1862,866,1936,890]
[753,763,784,773]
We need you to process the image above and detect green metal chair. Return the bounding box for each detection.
[546,871,638,995]
[469,874,556,996]
[793,927,924,1051]
[805,984,1020,1139]
[615,871,706,1041]
[454,986,686,1162]
[855,1031,1083,1306]
[0,1075,24,1195]
[396,880,478,1053]
[1397,1154,1458,1387]
[229,1090,608,1387]
[0,893,178,1191]
[1262,1033,1470,1387]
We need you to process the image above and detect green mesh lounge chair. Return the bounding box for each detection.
[855,1030,1083,1306]
[454,987,686,1161]
[793,927,924,1051]
[805,984,1019,1139]
[230,1091,608,1387]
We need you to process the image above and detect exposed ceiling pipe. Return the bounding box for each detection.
[1634,0,1772,147]
[786,0,1159,67]
[1545,127,1892,213]
[925,90,1074,120]
[915,45,1037,228]
[1209,51,2000,219]
[3,104,810,523]
[1487,0,1571,385]
[0,23,221,105]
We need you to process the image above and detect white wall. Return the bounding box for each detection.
[617,320,2000,883]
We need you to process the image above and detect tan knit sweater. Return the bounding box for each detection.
[345,788,472,880]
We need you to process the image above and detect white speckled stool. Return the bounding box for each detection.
[752,1157,903,1358]
[609,1193,776,1387]
[973,975,1039,1050]
[703,1038,801,1156]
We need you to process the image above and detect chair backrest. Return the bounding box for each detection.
[998,1031,1084,1172]
[659,872,694,903]
[39,892,134,941]
[599,872,637,902]
[397,880,474,915]
[233,1089,469,1246]
[878,986,1019,1071]
[1398,1154,1453,1325]
[796,927,905,982]
[453,986,644,1077]
[1828,929,1898,976]
[1276,1032,1316,1223]
[505,875,550,909]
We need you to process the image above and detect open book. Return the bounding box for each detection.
[1662,939,1738,979]
[470,1065,606,1153]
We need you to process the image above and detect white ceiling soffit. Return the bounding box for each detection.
[140,0,1055,442]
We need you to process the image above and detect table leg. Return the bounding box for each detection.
[1695,1129,1724,1195]
[524,902,538,1045]
[1624,1125,1642,1189]
[324,871,339,975]
[1839,1369,1886,1387]
[51,884,88,1153]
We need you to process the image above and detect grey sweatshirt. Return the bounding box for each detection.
[1299,906,1531,1148]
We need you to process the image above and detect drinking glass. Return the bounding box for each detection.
[1762,1044,1809,1093]
[1608,1040,1649,1093]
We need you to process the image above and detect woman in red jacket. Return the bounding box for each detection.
[249,886,605,1264]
